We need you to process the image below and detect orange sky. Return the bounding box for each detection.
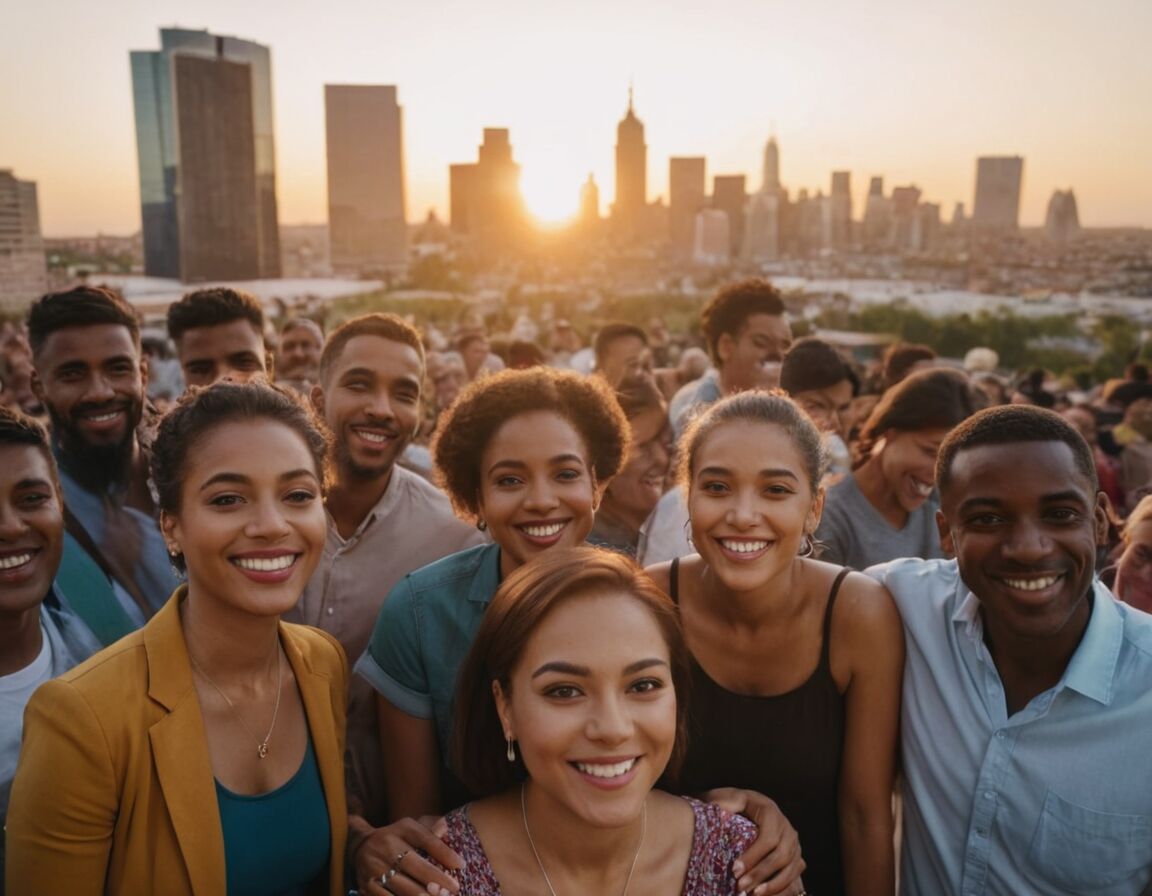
[2,0,1150,235]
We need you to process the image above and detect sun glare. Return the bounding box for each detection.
[520,157,586,227]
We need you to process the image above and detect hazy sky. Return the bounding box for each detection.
[3,0,1150,235]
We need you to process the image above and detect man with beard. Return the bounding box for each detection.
[27,287,180,628]
[291,312,484,820]
[275,317,324,393]
[166,286,271,388]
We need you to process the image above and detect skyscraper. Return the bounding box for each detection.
[1045,189,1080,241]
[613,88,647,240]
[448,128,526,251]
[0,169,47,312]
[669,157,706,256]
[829,171,852,249]
[325,85,408,274]
[972,156,1024,232]
[745,135,782,261]
[712,175,747,258]
[131,28,281,280]
[762,136,781,193]
[579,174,601,231]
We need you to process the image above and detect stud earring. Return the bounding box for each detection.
[477,519,488,532]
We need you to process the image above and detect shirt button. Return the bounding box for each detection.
[995,730,1006,739]
[984,791,994,800]
[326,607,335,615]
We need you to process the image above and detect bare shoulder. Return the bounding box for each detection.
[645,559,674,593]
[820,564,904,658]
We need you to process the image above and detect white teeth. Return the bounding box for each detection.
[355,429,390,443]
[575,759,637,778]
[522,523,564,538]
[913,480,933,497]
[0,552,33,570]
[1004,575,1060,592]
[234,555,296,572]
[720,539,768,554]
[88,412,120,423]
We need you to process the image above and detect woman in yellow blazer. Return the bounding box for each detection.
[6,383,348,895]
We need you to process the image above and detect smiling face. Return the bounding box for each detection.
[495,591,677,829]
[0,444,63,619]
[32,323,146,456]
[602,406,673,532]
[717,312,793,392]
[1114,518,1152,613]
[312,334,422,483]
[937,440,1106,645]
[278,324,323,381]
[874,426,951,514]
[688,420,822,592]
[793,379,855,437]
[598,335,654,391]
[177,319,269,389]
[161,419,327,619]
[477,410,600,579]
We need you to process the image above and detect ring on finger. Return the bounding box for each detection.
[391,849,410,870]
[379,866,400,886]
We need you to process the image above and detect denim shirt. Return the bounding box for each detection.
[868,558,1152,895]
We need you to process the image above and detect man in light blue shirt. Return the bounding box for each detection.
[868,405,1152,895]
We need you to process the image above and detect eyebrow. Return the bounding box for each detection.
[957,490,1089,514]
[199,469,318,491]
[531,657,669,679]
[15,478,54,490]
[487,454,586,476]
[697,465,799,481]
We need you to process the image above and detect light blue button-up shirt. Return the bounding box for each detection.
[868,557,1152,895]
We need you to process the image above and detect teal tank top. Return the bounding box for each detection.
[215,737,331,895]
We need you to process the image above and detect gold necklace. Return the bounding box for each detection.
[521,783,646,896]
[188,636,283,760]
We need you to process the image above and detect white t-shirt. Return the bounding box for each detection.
[1,628,53,800]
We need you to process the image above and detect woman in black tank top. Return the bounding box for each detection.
[647,392,904,896]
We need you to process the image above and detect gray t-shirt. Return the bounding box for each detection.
[815,473,944,570]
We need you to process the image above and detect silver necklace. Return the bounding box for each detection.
[189,637,283,759]
[520,783,646,896]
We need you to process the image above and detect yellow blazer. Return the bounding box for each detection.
[5,590,349,895]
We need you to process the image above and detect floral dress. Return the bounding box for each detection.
[435,796,757,894]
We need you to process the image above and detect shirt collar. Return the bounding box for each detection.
[952,576,1123,705]
[330,465,407,541]
[467,543,503,603]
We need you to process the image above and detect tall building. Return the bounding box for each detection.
[829,171,852,249]
[745,135,783,262]
[448,128,526,251]
[0,170,47,312]
[693,209,730,266]
[862,176,892,247]
[712,175,747,258]
[890,185,923,250]
[612,88,647,240]
[130,28,280,281]
[972,156,1024,232]
[325,85,407,274]
[1045,189,1080,241]
[579,174,601,231]
[669,157,706,256]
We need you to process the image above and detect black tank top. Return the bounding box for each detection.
[670,558,849,896]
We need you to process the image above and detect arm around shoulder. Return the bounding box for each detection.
[6,678,119,896]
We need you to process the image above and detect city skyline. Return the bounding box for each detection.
[3,0,1150,236]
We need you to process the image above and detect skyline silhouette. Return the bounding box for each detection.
[2,0,1150,235]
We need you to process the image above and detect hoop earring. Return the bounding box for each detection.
[477,519,488,532]
[683,517,694,549]
[798,533,814,558]
[506,736,516,763]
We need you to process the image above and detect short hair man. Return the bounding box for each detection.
[669,278,792,435]
[276,317,324,391]
[27,286,180,624]
[166,287,271,388]
[295,313,485,821]
[868,404,1152,895]
[0,408,101,876]
[593,322,655,391]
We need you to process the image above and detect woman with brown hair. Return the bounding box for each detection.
[433,546,769,895]
[7,383,348,895]
[816,367,985,570]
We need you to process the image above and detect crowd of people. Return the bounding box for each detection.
[1,278,1151,895]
